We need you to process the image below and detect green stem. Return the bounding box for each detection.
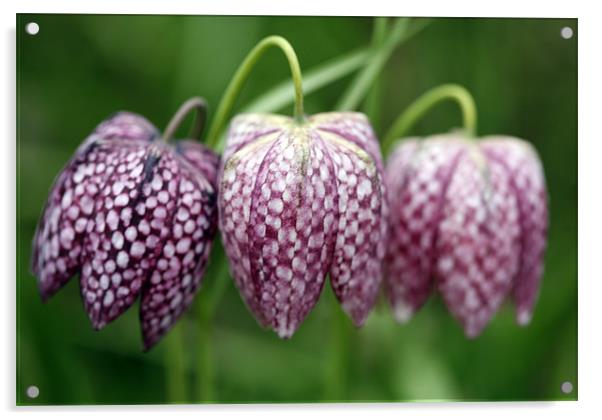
[382,83,478,156]
[165,323,187,403]
[162,97,207,142]
[196,305,214,402]
[323,291,349,401]
[195,241,231,403]
[206,35,305,149]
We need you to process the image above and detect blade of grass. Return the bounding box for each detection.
[364,17,389,132]
[335,17,432,112]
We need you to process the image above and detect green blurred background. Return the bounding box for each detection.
[16,15,577,404]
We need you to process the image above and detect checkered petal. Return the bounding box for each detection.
[481,137,548,326]
[314,113,386,326]
[435,147,521,337]
[384,137,466,323]
[140,148,218,349]
[79,143,180,330]
[31,113,158,300]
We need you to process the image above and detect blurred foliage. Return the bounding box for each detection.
[16,15,577,404]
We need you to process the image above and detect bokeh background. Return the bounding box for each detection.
[16,15,577,404]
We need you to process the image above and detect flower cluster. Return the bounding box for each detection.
[30,37,549,345]
[31,109,548,343]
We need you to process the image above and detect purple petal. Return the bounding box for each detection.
[31,144,100,300]
[222,114,288,163]
[246,131,338,338]
[80,143,179,330]
[317,127,385,326]
[311,112,384,172]
[219,128,280,326]
[481,137,548,325]
[140,162,217,350]
[435,149,521,337]
[384,137,466,323]
[175,140,220,187]
[31,113,159,300]
[92,112,158,143]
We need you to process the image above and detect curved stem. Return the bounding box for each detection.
[162,97,207,142]
[382,84,477,156]
[206,35,305,149]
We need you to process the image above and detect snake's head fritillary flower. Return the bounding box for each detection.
[31,111,219,350]
[384,134,548,337]
[218,112,387,338]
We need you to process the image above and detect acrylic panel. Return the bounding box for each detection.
[16,14,577,405]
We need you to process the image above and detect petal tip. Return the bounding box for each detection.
[516,309,533,326]
[464,326,483,339]
[392,301,415,324]
[274,321,298,339]
[341,303,370,328]
[142,338,156,353]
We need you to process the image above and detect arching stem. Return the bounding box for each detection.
[206,35,305,150]
[162,97,207,142]
[382,84,477,156]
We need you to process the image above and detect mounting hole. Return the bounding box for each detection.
[26,385,39,399]
[560,26,573,39]
[561,381,573,394]
[25,22,40,35]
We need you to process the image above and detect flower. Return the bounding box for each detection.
[218,112,387,338]
[384,134,548,337]
[31,111,219,350]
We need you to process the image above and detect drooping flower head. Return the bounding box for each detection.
[31,109,219,350]
[218,112,387,338]
[384,134,548,337]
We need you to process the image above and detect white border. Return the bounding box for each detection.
[8,0,580,17]
[2,1,597,419]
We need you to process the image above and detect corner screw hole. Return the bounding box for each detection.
[26,385,39,399]
[561,381,573,394]
[25,22,39,36]
[561,27,573,39]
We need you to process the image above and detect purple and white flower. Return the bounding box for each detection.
[384,134,548,337]
[31,112,219,350]
[218,112,387,338]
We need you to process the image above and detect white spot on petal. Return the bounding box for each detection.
[116,251,129,268]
